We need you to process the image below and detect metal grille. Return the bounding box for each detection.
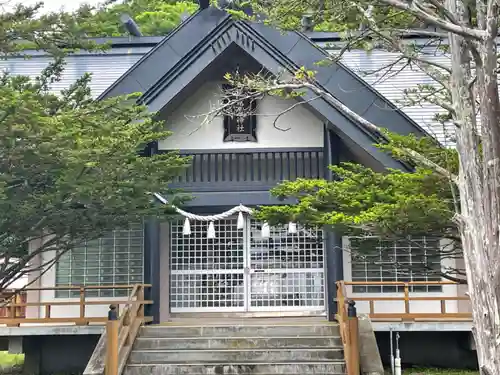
[55,224,144,298]
[170,217,245,312]
[248,219,325,311]
[349,236,442,293]
[170,216,326,313]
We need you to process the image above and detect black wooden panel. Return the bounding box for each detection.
[173,148,324,189]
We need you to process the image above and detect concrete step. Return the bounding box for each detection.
[140,324,340,338]
[129,348,344,363]
[124,362,346,375]
[134,336,343,350]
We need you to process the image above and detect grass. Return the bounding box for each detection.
[402,369,479,375]
[0,352,24,370]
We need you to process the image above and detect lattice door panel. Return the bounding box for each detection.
[170,217,245,312]
[248,219,326,311]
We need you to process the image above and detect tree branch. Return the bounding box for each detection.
[225,78,458,184]
[378,0,487,40]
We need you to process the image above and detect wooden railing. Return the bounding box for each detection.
[0,290,26,318]
[340,281,472,321]
[171,148,324,190]
[336,280,472,375]
[0,284,152,326]
[84,284,152,375]
[336,281,360,375]
[105,284,151,375]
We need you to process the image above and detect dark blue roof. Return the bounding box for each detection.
[99,6,427,170]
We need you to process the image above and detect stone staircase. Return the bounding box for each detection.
[123,320,346,375]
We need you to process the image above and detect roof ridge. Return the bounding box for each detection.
[141,16,235,104]
[98,7,207,100]
[244,22,430,138]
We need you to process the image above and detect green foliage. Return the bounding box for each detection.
[0,3,192,289]
[1,63,188,226]
[75,0,198,37]
[0,351,24,369]
[0,59,190,287]
[250,0,419,32]
[380,131,458,174]
[402,369,478,375]
[0,3,104,56]
[255,134,459,243]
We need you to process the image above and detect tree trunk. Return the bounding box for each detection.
[447,0,500,373]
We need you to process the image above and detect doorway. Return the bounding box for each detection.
[169,215,326,314]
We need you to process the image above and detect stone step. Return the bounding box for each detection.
[129,348,344,363]
[140,324,340,338]
[134,336,343,350]
[124,362,346,375]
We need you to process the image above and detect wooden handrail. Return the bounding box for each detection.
[0,284,153,327]
[3,300,153,307]
[1,284,148,291]
[341,280,472,321]
[349,296,469,301]
[336,281,360,375]
[105,284,150,375]
[344,281,461,285]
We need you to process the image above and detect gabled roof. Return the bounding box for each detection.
[100,6,428,171]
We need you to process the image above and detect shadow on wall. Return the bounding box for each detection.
[375,331,478,370]
[23,335,99,375]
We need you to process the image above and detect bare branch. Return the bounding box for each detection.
[224,77,458,183]
[378,0,486,39]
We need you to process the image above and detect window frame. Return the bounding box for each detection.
[54,224,144,298]
[222,83,258,142]
[346,236,443,294]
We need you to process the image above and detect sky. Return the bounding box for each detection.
[3,0,102,13]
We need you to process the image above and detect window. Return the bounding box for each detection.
[55,224,144,298]
[349,236,442,293]
[222,84,257,142]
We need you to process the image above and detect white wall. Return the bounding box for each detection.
[158,82,324,150]
[342,237,460,316]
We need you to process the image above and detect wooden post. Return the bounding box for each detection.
[347,300,360,375]
[137,285,144,318]
[6,292,19,327]
[14,294,21,318]
[79,287,86,323]
[403,283,410,315]
[336,281,345,317]
[105,305,119,375]
[9,293,16,319]
[440,300,446,314]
